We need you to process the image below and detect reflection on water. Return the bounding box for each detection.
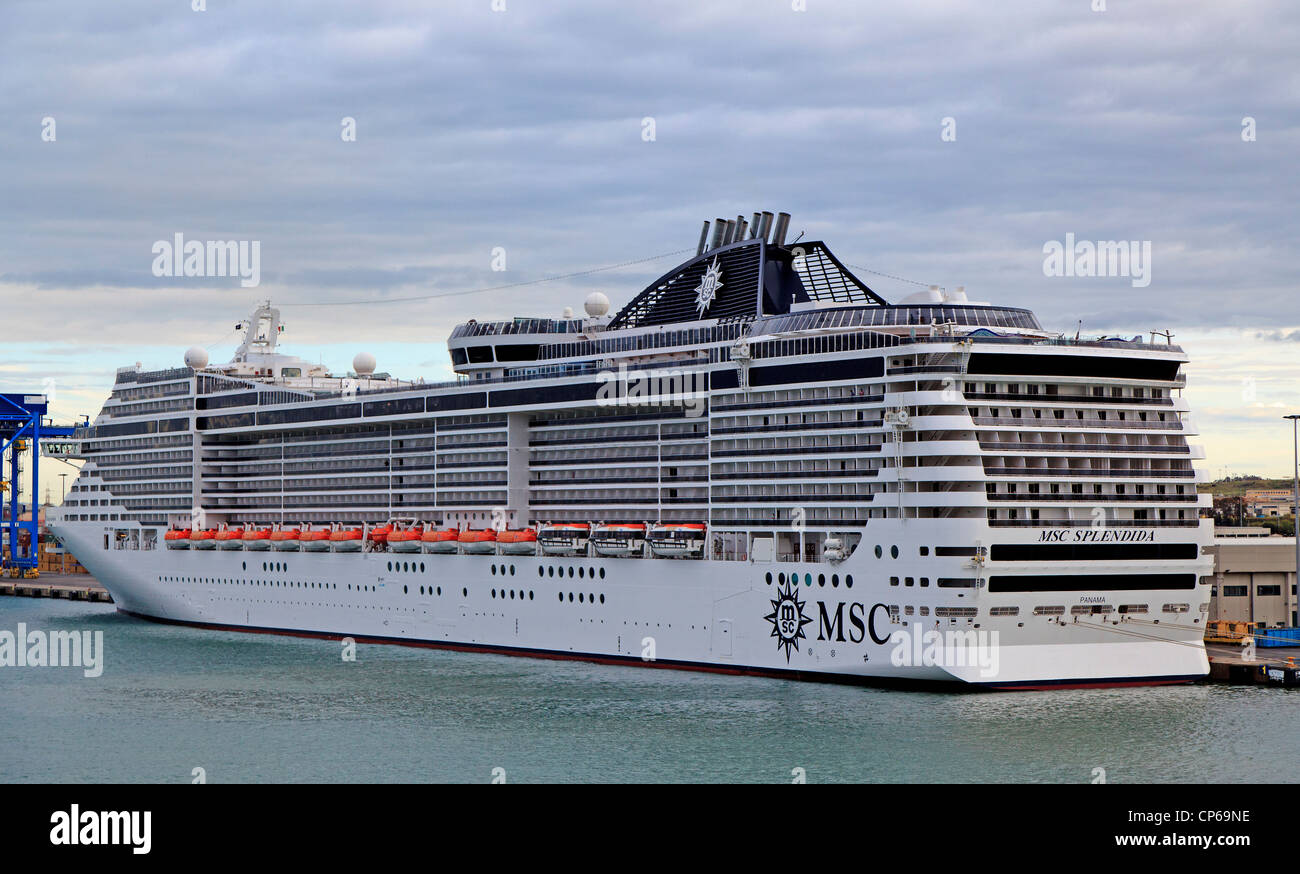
[0,599,1293,783]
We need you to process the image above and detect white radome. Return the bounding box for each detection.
[352,352,377,376]
[183,347,209,369]
[584,292,610,317]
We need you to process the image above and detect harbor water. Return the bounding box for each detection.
[1,598,1294,783]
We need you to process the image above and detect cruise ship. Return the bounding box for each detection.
[46,211,1215,689]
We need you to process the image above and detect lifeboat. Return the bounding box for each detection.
[458,528,498,555]
[301,528,332,553]
[271,528,302,552]
[538,522,591,556]
[387,526,424,554]
[591,523,647,558]
[330,527,364,553]
[190,529,218,550]
[242,527,273,551]
[164,529,191,550]
[421,529,460,554]
[368,524,394,547]
[217,528,246,550]
[648,523,707,559]
[497,528,538,556]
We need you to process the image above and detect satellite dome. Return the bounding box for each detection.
[184,347,209,369]
[352,352,377,376]
[584,292,611,318]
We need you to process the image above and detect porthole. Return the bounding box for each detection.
[510,590,516,600]
[558,592,563,602]
[568,567,574,578]
[832,574,839,587]
[845,575,854,588]
[462,587,468,597]
[765,572,773,585]
[509,566,515,576]
[387,561,393,572]
[874,545,883,559]
[538,567,545,578]
[599,594,605,604]
[419,586,425,595]
[528,591,533,600]
[805,573,813,587]
[404,562,410,572]
[568,592,574,602]
[891,545,899,559]
[599,568,605,579]
[818,574,826,587]
[403,585,408,594]
[491,565,497,576]
[778,572,786,585]
[579,593,584,603]
[579,567,585,579]
[263,562,268,571]
[549,566,555,578]
[421,562,426,573]
[437,587,442,595]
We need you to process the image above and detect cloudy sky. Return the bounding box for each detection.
[1,0,1297,498]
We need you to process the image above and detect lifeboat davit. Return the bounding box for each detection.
[190,529,218,550]
[538,522,591,556]
[301,528,332,552]
[387,527,424,554]
[648,523,707,559]
[497,528,538,556]
[242,527,273,551]
[217,528,246,550]
[164,529,191,550]
[458,529,498,555]
[591,523,647,558]
[421,529,459,554]
[271,528,302,551]
[330,527,364,553]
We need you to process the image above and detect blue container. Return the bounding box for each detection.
[1254,627,1300,647]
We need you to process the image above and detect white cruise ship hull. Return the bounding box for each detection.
[49,518,1212,689]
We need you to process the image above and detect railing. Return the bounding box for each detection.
[963,392,1173,406]
[985,494,1197,502]
[986,519,1199,527]
[977,441,1189,454]
[982,467,1195,478]
[970,416,1183,430]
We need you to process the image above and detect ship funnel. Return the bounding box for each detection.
[771,212,791,247]
[758,211,774,243]
[723,219,736,245]
[696,221,710,256]
[749,212,761,239]
[735,217,748,242]
[710,219,726,250]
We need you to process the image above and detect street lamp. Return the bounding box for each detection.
[1286,414,1300,627]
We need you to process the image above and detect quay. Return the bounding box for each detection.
[0,572,113,603]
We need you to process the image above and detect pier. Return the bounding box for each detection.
[0,572,112,603]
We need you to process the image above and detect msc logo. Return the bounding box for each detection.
[764,581,813,662]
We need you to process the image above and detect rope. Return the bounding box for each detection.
[845,263,935,289]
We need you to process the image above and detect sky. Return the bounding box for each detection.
[1,0,1297,503]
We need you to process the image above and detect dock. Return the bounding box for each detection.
[1205,642,1300,687]
[0,572,113,603]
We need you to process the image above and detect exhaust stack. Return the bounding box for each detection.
[758,211,774,243]
[749,212,761,238]
[696,221,710,256]
[771,212,791,247]
[710,219,726,250]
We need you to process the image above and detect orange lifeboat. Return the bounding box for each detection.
[242,527,273,551]
[217,528,247,550]
[387,526,424,554]
[164,529,192,550]
[421,528,460,554]
[301,528,332,553]
[271,528,302,552]
[591,523,647,558]
[458,528,498,555]
[368,524,394,546]
[189,529,218,550]
[497,528,538,556]
[648,523,707,559]
[538,522,590,556]
[329,527,364,553]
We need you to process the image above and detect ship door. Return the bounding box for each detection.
[714,619,732,657]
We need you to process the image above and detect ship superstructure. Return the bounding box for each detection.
[47,212,1215,689]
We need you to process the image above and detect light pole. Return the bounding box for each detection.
[1286,414,1300,627]
[58,473,67,573]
